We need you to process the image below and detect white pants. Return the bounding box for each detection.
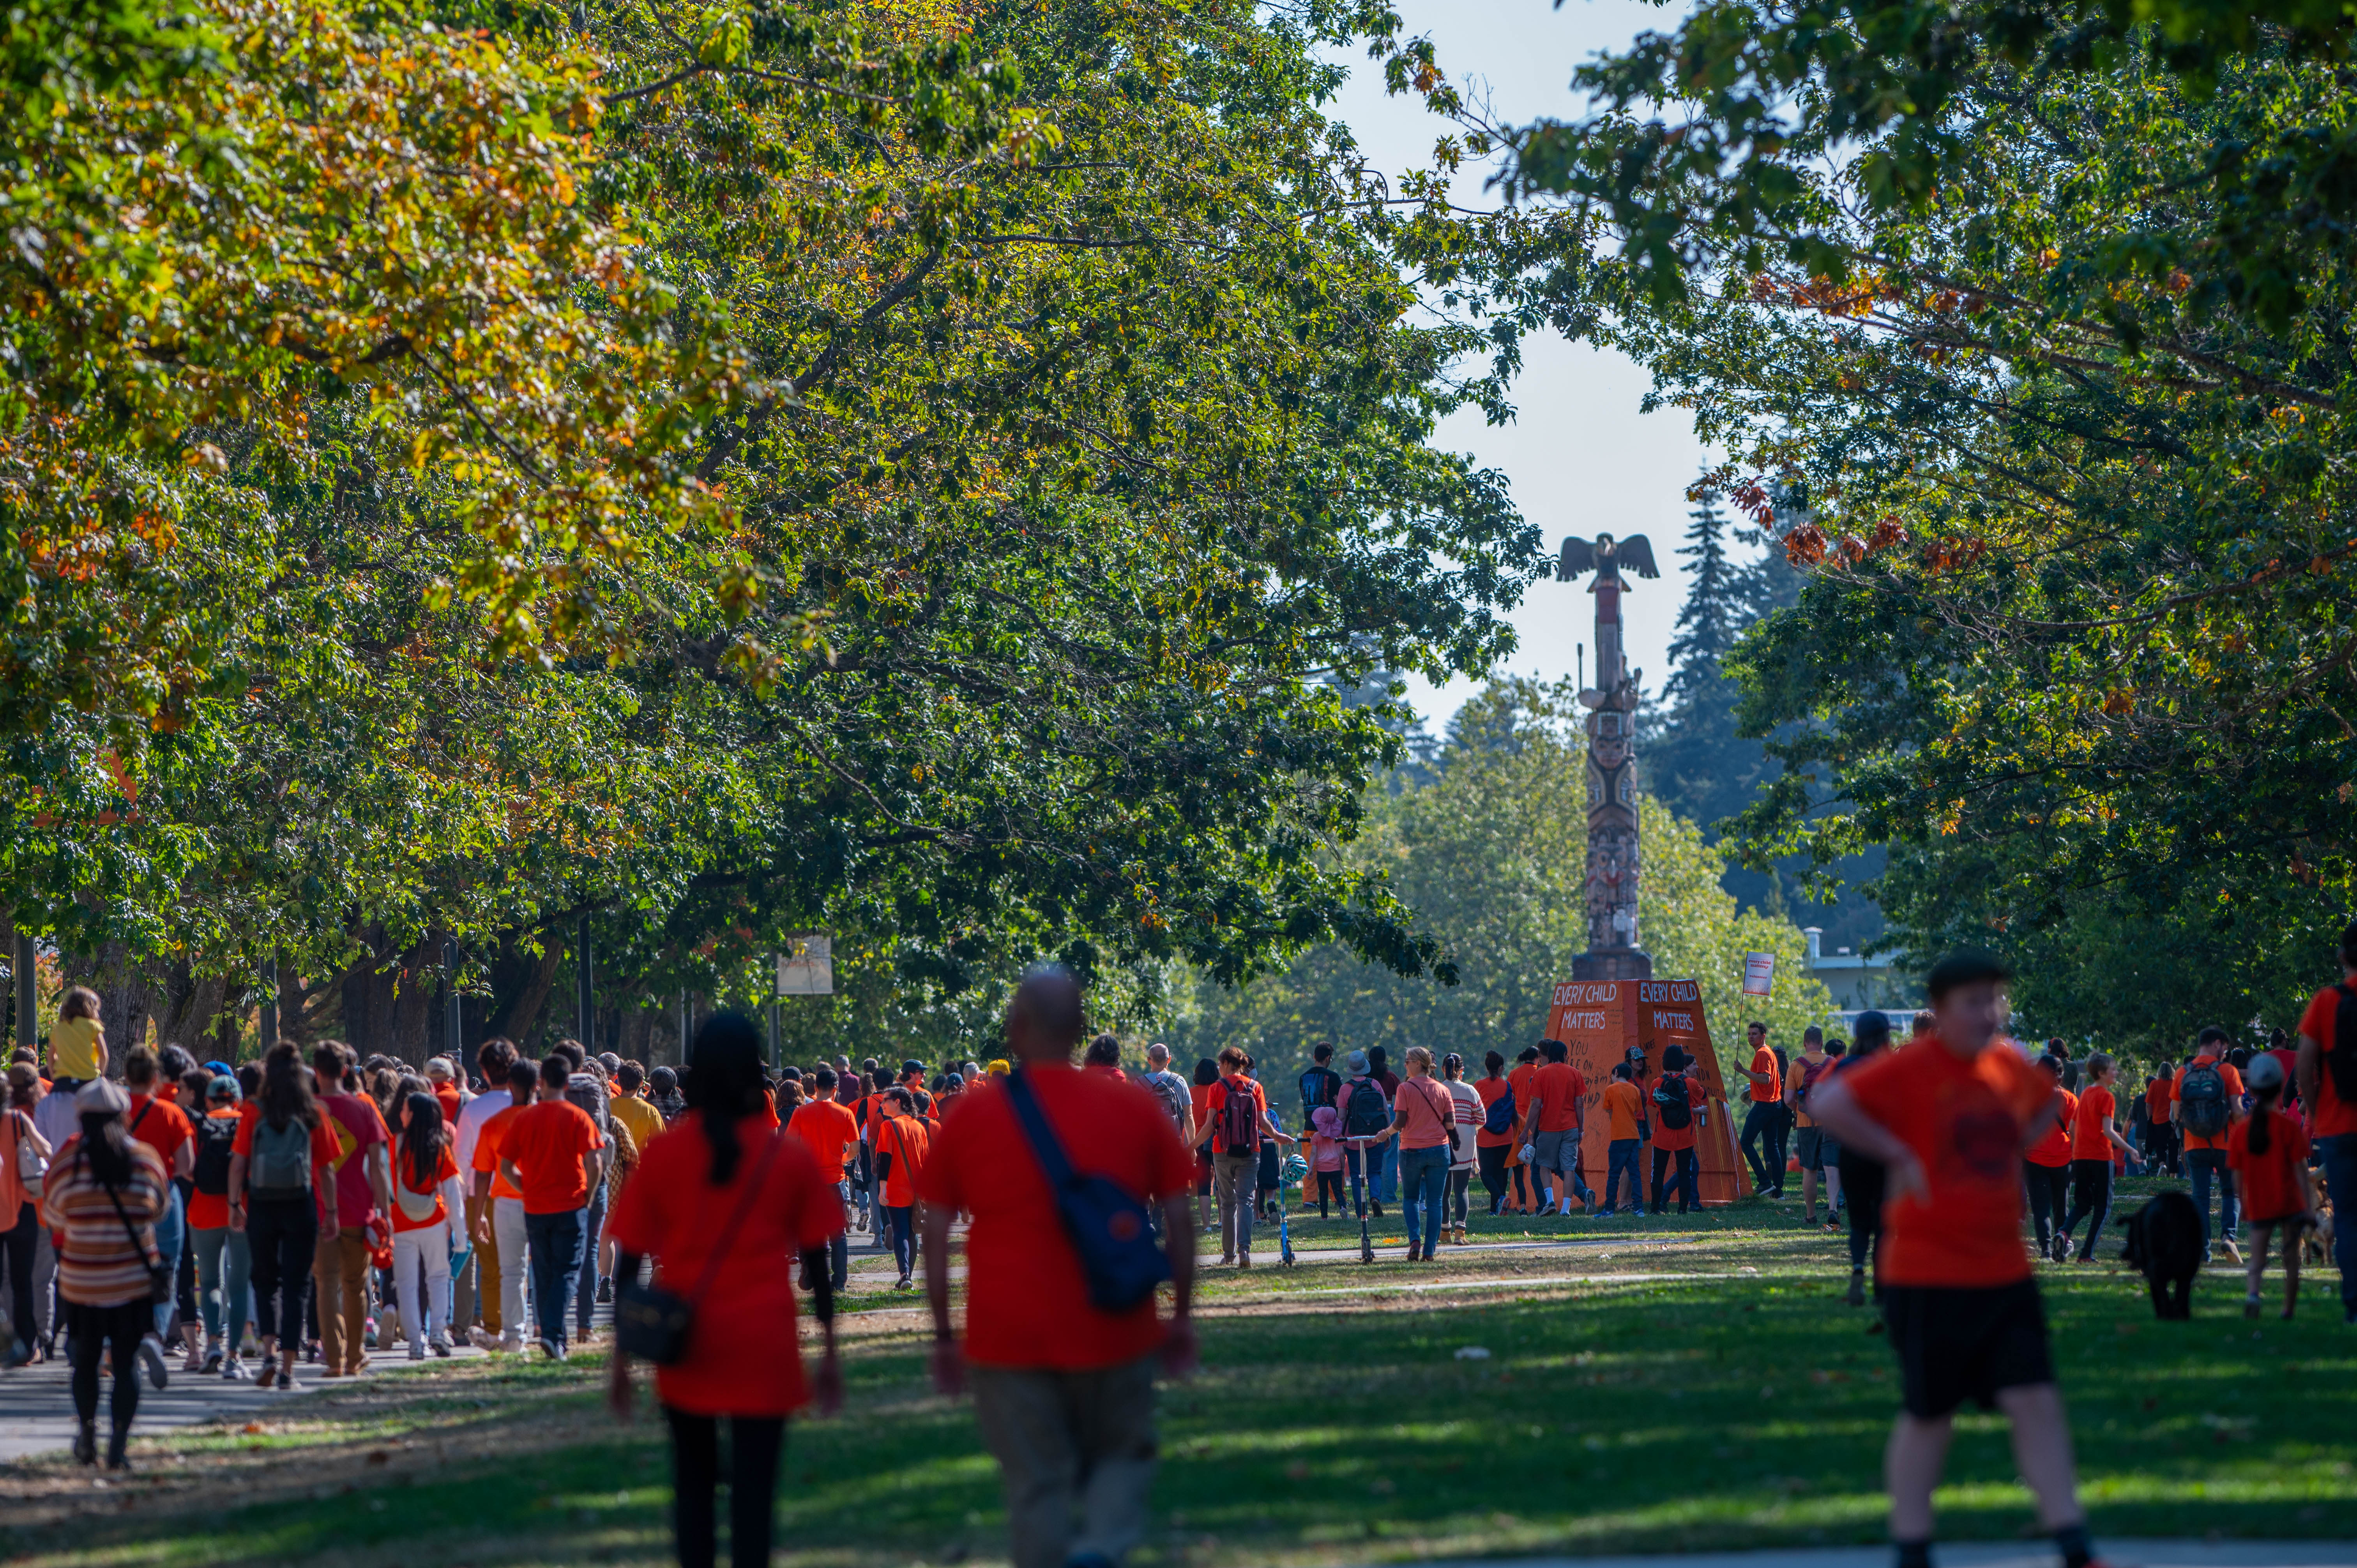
[493,1197,529,1342]
[393,1221,452,1351]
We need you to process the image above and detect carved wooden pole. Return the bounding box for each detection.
[1562,532,1659,982]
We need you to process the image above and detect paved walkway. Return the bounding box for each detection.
[0,1337,497,1464]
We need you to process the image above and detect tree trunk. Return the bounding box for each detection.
[481,935,561,1052]
[63,942,153,1073]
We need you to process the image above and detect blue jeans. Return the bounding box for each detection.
[574,1185,607,1336]
[523,1208,585,1350]
[1344,1145,1375,1216]
[2318,1134,2357,1317]
[191,1226,251,1352]
[883,1205,915,1279]
[1602,1139,1645,1213]
[1399,1146,1449,1255]
[151,1185,185,1339]
[2186,1148,2238,1252]
[1376,1141,1399,1204]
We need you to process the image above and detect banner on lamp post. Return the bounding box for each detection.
[777,935,834,996]
[1741,951,1776,999]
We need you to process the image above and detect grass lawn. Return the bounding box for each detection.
[6,1176,2352,1568]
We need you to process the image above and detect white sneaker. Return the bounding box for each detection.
[498,1333,527,1354]
[136,1335,170,1391]
[222,1357,249,1381]
[466,1326,499,1351]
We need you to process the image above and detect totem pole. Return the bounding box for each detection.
[1558,532,1659,981]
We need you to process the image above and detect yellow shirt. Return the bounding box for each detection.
[608,1091,666,1161]
[49,1016,104,1082]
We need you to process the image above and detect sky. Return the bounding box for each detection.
[1318,0,1725,731]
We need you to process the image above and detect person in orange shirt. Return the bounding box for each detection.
[2023,1055,2076,1265]
[916,966,1196,1568]
[2293,920,2357,1322]
[2228,1053,2318,1320]
[2172,1025,2246,1264]
[873,1086,929,1289]
[2141,1072,2179,1176]
[497,1055,607,1359]
[1735,1021,1786,1198]
[786,1066,859,1292]
[120,1046,196,1364]
[470,1059,542,1354]
[1504,1045,1541,1213]
[1515,1039,1592,1216]
[1809,950,2111,1568]
[1647,1047,1705,1215]
[2054,1053,2140,1263]
[1596,1062,1647,1217]
[1471,1051,1516,1217]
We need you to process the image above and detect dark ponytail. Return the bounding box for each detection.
[2249,1083,2279,1157]
[684,1012,767,1186]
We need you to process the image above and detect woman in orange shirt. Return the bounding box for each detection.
[609,1014,843,1568]
[2056,1052,2141,1262]
[1472,1051,1515,1217]
[1505,1046,1541,1213]
[2024,1055,2076,1264]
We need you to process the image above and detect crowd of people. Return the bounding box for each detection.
[1,921,2353,1568]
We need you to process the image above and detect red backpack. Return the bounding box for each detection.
[1216,1078,1261,1154]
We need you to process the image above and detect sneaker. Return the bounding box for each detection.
[136,1335,170,1391]
[1405,1242,1422,1262]
[1217,1254,1236,1266]
[201,1348,224,1375]
[72,1419,97,1466]
[596,1277,613,1305]
[2244,1293,2263,1319]
[429,1333,454,1358]
[277,1370,302,1392]
[182,1346,205,1374]
[467,1326,500,1351]
[1847,1269,1867,1307]
[538,1337,565,1361]
[409,1343,427,1361]
[256,1358,279,1390]
[895,1274,914,1291]
[1238,1255,1253,1270]
[222,1357,249,1382]
[498,1333,527,1354]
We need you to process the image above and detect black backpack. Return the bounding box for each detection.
[2178,1060,2229,1140]
[1299,1066,1342,1123]
[1652,1074,1693,1131]
[1341,1078,1390,1138]
[193,1114,237,1196]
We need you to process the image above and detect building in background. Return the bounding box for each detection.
[1803,927,1917,1030]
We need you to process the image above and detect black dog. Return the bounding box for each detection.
[2117,1190,2203,1319]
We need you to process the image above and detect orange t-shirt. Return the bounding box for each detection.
[2173,1055,2245,1151]
[2027,1087,2076,1168]
[1505,1064,1537,1161]
[1474,1077,1515,1149]
[1749,1046,1782,1102]
[2144,1077,2174,1122]
[2298,985,2357,1139]
[2071,1085,2118,1161]
[500,1100,606,1215]
[433,1085,462,1125]
[1839,1038,2050,1287]
[125,1093,194,1171]
[1652,1070,1701,1152]
[2226,1109,2312,1224]
[472,1104,527,1201]
[1392,1077,1454,1150]
[186,1106,251,1229]
[1530,1062,1587,1133]
[1600,1079,1643,1142]
[874,1113,929,1208]
[787,1098,859,1182]
[914,1063,1194,1370]
[1203,1075,1268,1155]
[608,1114,843,1416]
[390,1147,461,1233]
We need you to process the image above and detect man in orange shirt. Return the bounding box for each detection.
[1596,1062,1647,1217]
[1811,950,2110,1568]
[1516,1039,1593,1216]
[1735,1021,1785,1198]
[497,1055,606,1359]
[2293,920,2357,1323]
[470,1059,542,1354]
[2173,1025,2246,1264]
[917,966,1196,1568]
[120,1046,195,1372]
[873,1086,929,1289]
[788,1066,859,1291]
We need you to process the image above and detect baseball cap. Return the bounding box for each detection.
[208,1074,239,1100]
[76,1078,129,1113]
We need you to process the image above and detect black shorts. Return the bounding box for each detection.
[1881,1278,2054,1419]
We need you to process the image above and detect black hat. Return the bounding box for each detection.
[1924,948,2010,1000]
[1852,1010,1892,1050]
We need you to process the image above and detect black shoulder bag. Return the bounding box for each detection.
[614,1127,784,1366]
[1004,1067,1171,1312]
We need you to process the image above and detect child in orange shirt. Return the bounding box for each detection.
[1810,950,2114,1568]
[2228,1054,2317,1320]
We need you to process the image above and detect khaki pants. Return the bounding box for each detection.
[970,1355,1158,1568]
[312,1225,371,1373]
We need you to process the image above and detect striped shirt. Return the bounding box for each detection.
[39,1137,168,1308]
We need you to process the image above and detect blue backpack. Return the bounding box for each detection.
[1003,1068,1169,1312]
[1481,1084,1518,1136]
